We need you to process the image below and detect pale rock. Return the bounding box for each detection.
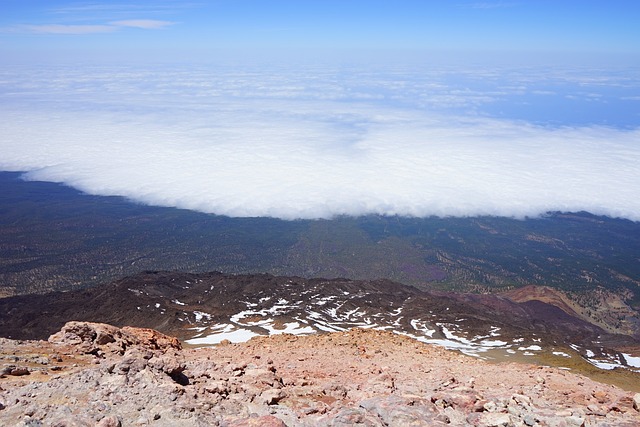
[2,324,640,427]
[483,401,498,412]
[320,407,385,426]
[566,415,585,426]
[204,380,229,395]
[260,388,286,405]
[478,412,513,427]
[359,395,441,426]
[95,415,121,427]
[227,415,287,427]
[512,394,532,407]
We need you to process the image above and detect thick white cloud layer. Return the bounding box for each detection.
[1,64,639,220]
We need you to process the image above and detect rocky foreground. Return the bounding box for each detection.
[1,322,640,427]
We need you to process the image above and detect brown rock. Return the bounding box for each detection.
[431,391,479,411]
[227,415,287,427]
[95,415,122,427]
[1,366,30,376]
[593,390,609,403]
[48,321,181,355]
[121,326,182,351]
[260,388,286,405]
[1,324,639,427]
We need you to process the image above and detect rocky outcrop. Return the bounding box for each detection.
[1,322,640,426]
[48,321,182,353]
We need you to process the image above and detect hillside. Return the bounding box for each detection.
[1,322,640,426]
[2,173,639,309]
[1,271,639,391]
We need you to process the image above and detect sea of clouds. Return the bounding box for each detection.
[1,63,639,220]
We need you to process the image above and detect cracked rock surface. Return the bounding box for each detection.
[1,321,639,426]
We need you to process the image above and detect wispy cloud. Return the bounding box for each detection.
[110,20,175,30]
[20,24,116,35]
[51,2,199,15]
[10,19,175,35]
[2,2,181,35]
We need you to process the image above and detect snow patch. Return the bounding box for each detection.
[622,353,640,368]
[518,345,542,351]
[193,311,212,322]
[186,328,259,345]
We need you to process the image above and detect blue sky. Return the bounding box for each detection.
[2,1,640,63]
[1,1,639,221]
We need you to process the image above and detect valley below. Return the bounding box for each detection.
[1,171,640,338]
[2,172,640,425]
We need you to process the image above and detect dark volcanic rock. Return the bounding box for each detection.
[0,271,638,386]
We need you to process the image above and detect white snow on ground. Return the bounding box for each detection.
[313,322,346,332]
[410,319,436,337]
[586,359,622,370]
[314,296,338,306]
[193,311,212,322]
[172,299,186,306]
[241,300,258,308]
[390,307,402,316]
[479,339,508,347]
[439,324,475,346]
[186,327,260,345]
[262,322,316,335]
[518,345,542,351]
[396,322,516,358]
[473,326,502,340]
[344,307,362,319]
[622,353,640,368]
[230,304,296,322]
[180,295,636,374]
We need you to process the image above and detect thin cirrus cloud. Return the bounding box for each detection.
[109,20,175,30]
[0,64,639,221]
[21,24,116,34]
[15,19,175,34]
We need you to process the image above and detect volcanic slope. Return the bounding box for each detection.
[2,322,640,426]
[1,271,639,389]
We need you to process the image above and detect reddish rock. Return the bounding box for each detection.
[0,324,638,427]
[227,415,287,427]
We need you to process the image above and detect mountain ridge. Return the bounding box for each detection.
[2,270,639,391]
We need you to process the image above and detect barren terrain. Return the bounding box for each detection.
[2,322,640,426]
